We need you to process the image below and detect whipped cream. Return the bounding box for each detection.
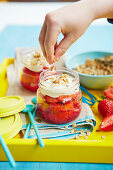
[22,49,50,72]
[39,72,79,98]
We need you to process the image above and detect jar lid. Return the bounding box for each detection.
[0,96,26,117]
[0,114,22,139]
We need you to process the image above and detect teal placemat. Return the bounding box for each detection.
[0,25,113,63]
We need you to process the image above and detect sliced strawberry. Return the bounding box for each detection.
[44,95,58,103]
[98,99,113,117]
[100,114,113,131]
[62,102,74,110]
[23,67,41,76]
[51,102,74,112]
[37,98,81,124]
[21,67,40,91]
[103,86,113,100]
[21,81,39,91]
[43,66,49,70]
[58,94,77,103]
[38,105,81,124]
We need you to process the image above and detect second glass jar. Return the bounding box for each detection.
[19,48,50,91]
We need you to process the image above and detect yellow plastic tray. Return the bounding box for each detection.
[0,58,113,163]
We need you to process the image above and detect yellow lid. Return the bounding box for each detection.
[0,114,22,139]
[0,96,26,117]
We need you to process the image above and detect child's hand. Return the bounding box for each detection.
[39,0,113,64]
[39,0,95,64]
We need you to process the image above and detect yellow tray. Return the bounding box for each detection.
[0,58,113,163]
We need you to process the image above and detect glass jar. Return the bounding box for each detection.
[37,67,82,124]
[19,48,50,92]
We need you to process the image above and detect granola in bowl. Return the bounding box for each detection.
[65,51,113,89]
[74,55,113,76]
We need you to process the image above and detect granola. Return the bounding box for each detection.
[74,55,113,75]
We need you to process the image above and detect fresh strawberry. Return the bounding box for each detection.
[21,81,39,91]
[43,66,49,70]
[103,86,113,100]
[38,104,81,124]
[100,114,113,131]
[51,102,74,111]
[58,94,77,103]
[44,95,58,103]
[23,67,41,76]
[21,67,40,91]
[44,94,77,104]
[98,99,113,117]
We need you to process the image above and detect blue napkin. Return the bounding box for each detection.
[21,87,97,139]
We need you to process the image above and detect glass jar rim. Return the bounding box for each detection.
[20,47,41,61]
[39,67,79,87]
[20,47,50,72]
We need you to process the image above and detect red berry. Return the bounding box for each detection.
[100,114,113,131]
[43,66,48,70]
[23,67,40,76]
[98,99,113,117]
[103,86,113,100]
[58,94,77,103]
[44,95,58,103]
[21,67,40,91]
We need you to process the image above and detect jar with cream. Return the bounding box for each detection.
[37,67,82,124]
[20,48,50,91]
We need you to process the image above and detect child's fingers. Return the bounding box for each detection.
[44,22,61,64]
[55,33,76,60]
[39,20,47,59]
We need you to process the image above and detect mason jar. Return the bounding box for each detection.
[19,48,50,92]
[37,67,82,124]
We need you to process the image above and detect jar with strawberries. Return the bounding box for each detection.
[37,67,82,124]
[19,48,50,92]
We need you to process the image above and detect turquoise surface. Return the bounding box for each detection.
[0,25,113,169]
[0,24,113,62]
[0,162,113,170]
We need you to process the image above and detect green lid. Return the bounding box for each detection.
[0,96,26,117]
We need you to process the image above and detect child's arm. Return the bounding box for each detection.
[39,0,113,64]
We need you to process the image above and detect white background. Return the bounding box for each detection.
[0,2,108,32]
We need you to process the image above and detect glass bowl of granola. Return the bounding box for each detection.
[65,51,113,89]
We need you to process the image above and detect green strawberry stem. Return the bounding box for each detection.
[99,93,113,102]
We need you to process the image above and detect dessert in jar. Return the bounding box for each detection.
[20,48,50,91]
[37,67,82,124]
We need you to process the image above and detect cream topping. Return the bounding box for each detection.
[22,49,50,72]
[39,73,79,98]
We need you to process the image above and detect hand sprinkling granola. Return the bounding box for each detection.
[39,0,113,64]
[50,56,56,71]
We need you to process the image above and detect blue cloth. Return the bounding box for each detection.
[22,87,96,140]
